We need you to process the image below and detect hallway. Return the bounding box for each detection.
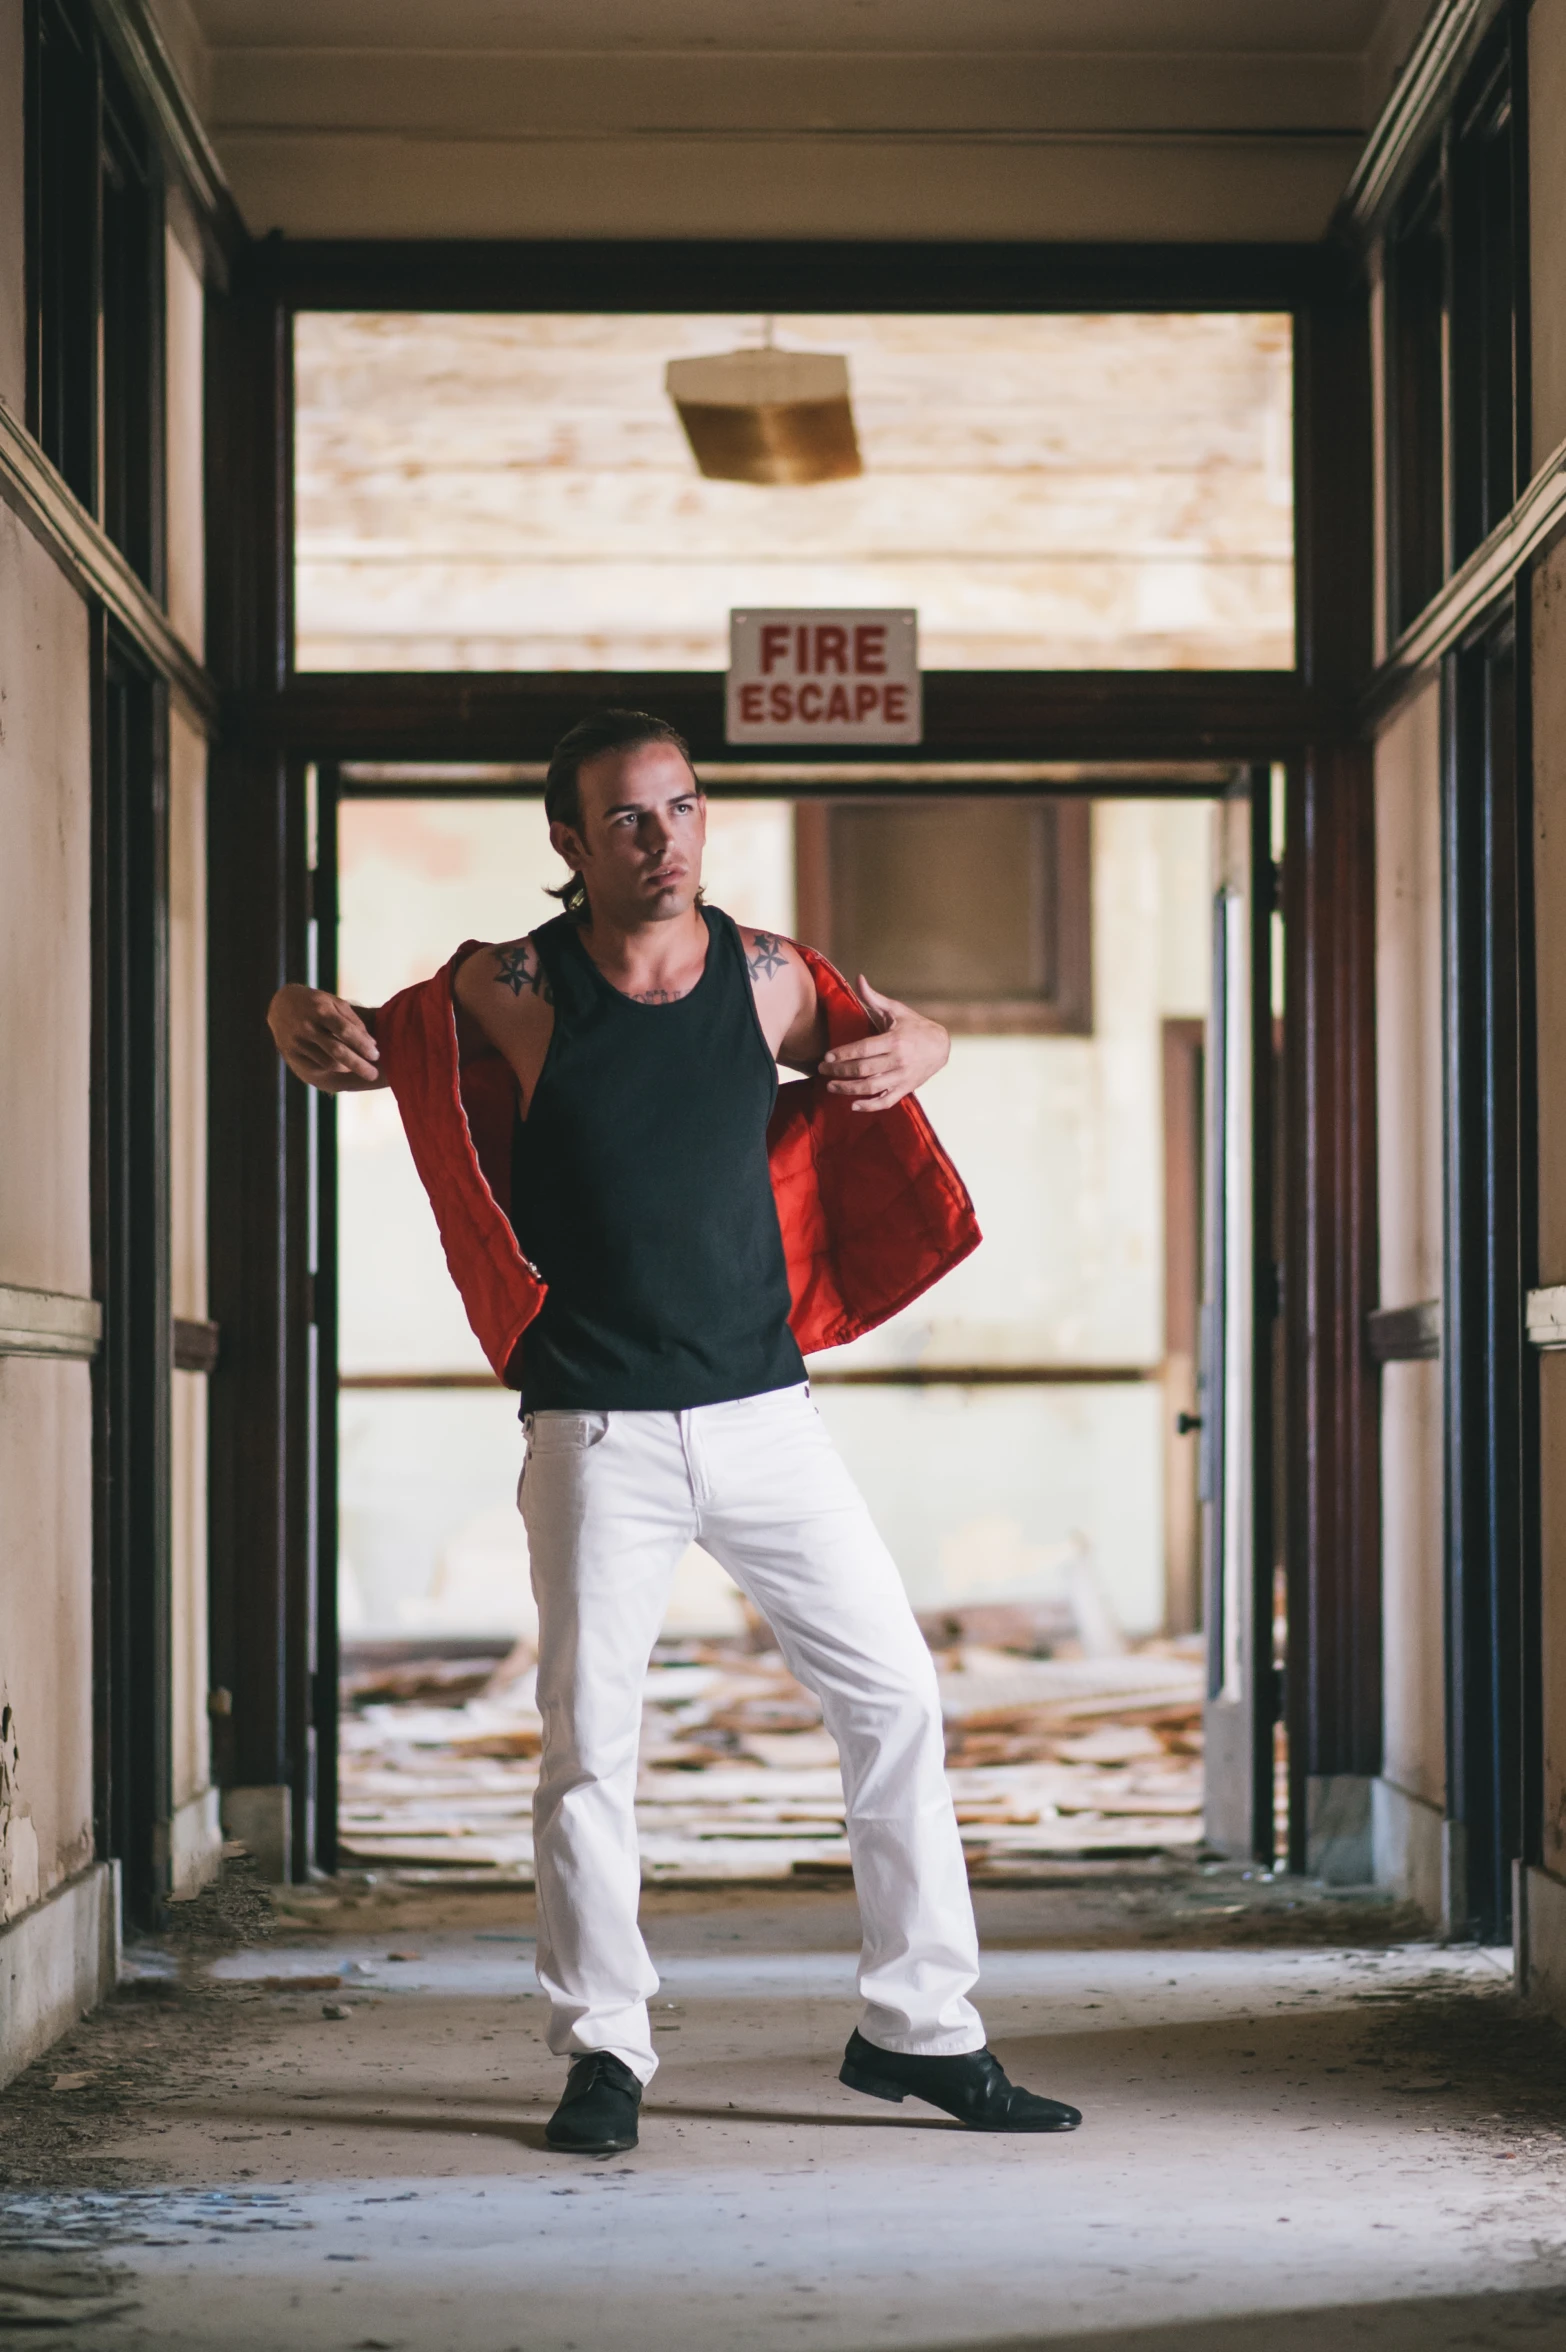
[16,6,1566,2347]
[4,1866,1565,2351]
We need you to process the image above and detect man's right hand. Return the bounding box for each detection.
[267,985,384,1092]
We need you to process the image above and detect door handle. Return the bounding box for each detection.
[1175,1411,1204,1435]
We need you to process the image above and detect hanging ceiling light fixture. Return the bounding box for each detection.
[665,319,863,487]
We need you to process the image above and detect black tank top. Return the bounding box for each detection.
[509,905,806,1411]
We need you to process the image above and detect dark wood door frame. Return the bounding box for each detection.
[203,235,1376,1881]
[91,617,174,1927]
[1277,252,1380,1876]
[247,672,1322,769]
[1442,600,1540,1944]
[255,233,1349,318]
[1281,743,1382,1871]
[311,763,341,1875]
[203,274,317,1881]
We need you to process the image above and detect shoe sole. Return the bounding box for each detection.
[544,2130,639,2154]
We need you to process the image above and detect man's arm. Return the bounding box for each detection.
[738,927,949,1111]
[268,986,385,1092]
[453,936,555,1112]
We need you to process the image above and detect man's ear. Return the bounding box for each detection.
[548,817,586,876]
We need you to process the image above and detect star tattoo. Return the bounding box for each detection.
[492,941,552,1002]
[747,931,787,984]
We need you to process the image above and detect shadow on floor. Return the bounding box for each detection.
[903,2282,1566,2352]
[167,2094,964,2149]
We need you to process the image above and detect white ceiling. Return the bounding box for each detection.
[159,0,1434,243]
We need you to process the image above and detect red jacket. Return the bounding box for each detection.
[377,938,982,1389]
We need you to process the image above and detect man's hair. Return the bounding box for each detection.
[543,710,697,917]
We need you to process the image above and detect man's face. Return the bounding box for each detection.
[553,741,707,924]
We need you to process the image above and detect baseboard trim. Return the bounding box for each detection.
[1371,1776,1445,1926]
[220,1785,291,1884]
[0,1861,120,2090]
[1520,1864,1566,2020]
[1306,1774,1373,1885]
[168,1788,222,1899]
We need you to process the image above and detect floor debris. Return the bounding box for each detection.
[338,1633,1206,1885]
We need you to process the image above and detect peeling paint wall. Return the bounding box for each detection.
[0,503,96,1923]
[0,1365,95,1923]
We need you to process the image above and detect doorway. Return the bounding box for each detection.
[309,764,1277,1885]
[204,251,1346,1896]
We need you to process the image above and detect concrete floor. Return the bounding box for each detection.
[5,1865,1566,2350]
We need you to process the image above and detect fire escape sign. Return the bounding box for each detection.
[726,609,922,745]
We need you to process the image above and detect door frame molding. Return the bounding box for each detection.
[204,232,1373,1878]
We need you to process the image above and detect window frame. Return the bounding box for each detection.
[794,795,1093,1037]
[1380,11,1528,651]
[23,0,165,593]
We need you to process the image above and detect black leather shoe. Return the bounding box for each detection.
[545,2051,642,2154]
[840,2029,1081,2133]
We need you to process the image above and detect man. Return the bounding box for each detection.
[269,709,1081,2155]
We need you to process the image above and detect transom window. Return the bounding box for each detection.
[293,310,1294,675]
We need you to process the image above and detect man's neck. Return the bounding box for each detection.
[577,902,709,999]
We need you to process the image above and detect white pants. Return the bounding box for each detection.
[519,1383,985,2084]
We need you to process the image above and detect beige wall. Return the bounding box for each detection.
[0,1362,95,1922]
[1375,681,1443,1310]
[218,134,1359,247]
[0,0,21,420]
[0,517,93,1294]
[0,512,96,1922]
[165,231,206,661]
[1534,541,1566,1878]
[1531,1,1566,468]
[1374,677,1445,1814]
[0,32,218,1929]
[198,14,1368,244]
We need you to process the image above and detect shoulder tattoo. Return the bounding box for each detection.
[492,939,553,1003]
[746,931,788,985]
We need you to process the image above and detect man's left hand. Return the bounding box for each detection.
[819,978,950,1111]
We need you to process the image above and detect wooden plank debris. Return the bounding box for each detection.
[338,1635,1205,1884]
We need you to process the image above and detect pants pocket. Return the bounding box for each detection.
[526,1410,611,1455]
